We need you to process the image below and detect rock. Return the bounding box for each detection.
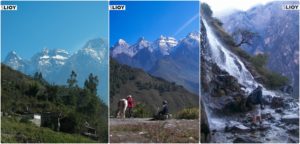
[263,95,273,105]
[271,97,284,108]
[225,121,250,133]
[257,124,271,131]
[287,125,299,136]
[262,112,273,120]
[275,108,283,113]
[288,137,298,143]
[281,114,299,125]
[280,85,293,94]
[138,131,147,135]
[233,136,261,143]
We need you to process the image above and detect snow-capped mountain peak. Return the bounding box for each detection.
[79,47,103,62]
[153,35,178,55]
[187,32,200,41]
[111,39,131,57]
[4,51,26,71]
[136,37,151,49]
[118,39,127,45]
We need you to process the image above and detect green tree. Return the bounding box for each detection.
[84,73,99,95]
[67,70,78,88]
[232,29,258,47]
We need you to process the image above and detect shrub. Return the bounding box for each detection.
[176,108,199,119]
[132,103,151,118]
[250,54,268,68]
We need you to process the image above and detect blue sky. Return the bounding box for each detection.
[109,1,200,46]
[1,1,108,60]
[1,1,109,103]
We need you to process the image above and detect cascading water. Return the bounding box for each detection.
[202,18,299,143]
[203,19,257,93]
[203,19,276,97]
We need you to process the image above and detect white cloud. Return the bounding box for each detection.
[201,0,275,17]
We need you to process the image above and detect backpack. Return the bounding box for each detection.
[249,88,262,105]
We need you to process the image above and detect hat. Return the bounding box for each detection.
[127,95,132,98]
[163,100,167,104]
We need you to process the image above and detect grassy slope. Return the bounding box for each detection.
[1,64,108,142]
[110,59,199,116]
[1,117,95,143]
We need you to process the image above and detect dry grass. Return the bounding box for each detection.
[110,119,199,143]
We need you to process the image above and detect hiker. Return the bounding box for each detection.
[126,95,134,118]
[246,85,264,125]
[158,100,169,116]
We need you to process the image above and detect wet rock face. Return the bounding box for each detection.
[233,136,261,143]
[201,19,249,114]
[206,63,248,113]
[201,19,248,114]
[200,100,210,143]
[281,115,299,125]
[271,97,284,108]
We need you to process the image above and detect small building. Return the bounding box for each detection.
[30,114,41,127]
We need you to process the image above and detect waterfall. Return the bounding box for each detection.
[203,19,258,93]
[202,19,280,98]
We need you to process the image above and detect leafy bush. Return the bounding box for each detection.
[1,64,108,142]
[176,108,199,119]
[250,54,288,89]
[250,54,268,68]
[132,103,152,118]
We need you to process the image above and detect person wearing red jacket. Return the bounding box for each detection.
[127,95,134,118]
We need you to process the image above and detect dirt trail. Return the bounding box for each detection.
[110,118,199,143]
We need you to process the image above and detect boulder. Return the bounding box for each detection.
[281,114,299,125]
[287,125,299,136]
[271,97,284,108]
[225,121,250,133]
[275,108,283,113]
[233,136,261,143]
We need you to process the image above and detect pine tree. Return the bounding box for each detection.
[67,70,78,88]
[84,73,99,95]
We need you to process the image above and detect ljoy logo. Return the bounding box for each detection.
[109,5,126,11]
[282,4,299,10]
[1,5,18,11]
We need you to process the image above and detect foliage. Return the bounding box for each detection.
[250,54,289,89]
[250,54,268,68]
[1,64,108,142]
[176,108,199,119]
[232,29,258,47]
[132,103,152,118]
[109,59,199,117]
[67,70,78,88]
[84,73,99,95]
[1,117,96,143]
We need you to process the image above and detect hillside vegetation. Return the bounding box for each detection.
[110,59,199,117]
[1,64,108,142]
